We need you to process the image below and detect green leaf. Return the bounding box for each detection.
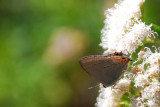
[148,76,152,82]
[152,24,160,36]
[144,63,150,70]
[119,92,131,107]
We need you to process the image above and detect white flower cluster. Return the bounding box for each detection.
[97,0,159,107]
[132,49,160,106]
[96,78,131,107]
[100,0,154,54]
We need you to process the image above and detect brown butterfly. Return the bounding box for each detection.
[79,52,132,88]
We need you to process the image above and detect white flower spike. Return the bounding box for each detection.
[97,0,160,107]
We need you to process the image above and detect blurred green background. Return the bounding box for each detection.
[0,0,159,107]
[0,0,119,107]
[1,0,160,107]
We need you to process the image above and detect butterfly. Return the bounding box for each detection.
[79,52,132,88]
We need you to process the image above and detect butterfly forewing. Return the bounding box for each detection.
[79,55,128,87]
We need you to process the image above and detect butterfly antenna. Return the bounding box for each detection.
[88,84,99,90]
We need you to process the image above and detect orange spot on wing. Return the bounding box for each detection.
[114,55,120,56]
[120,58,126,62]
[127,60,130,63]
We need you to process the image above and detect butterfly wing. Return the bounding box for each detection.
[79,55,128,87]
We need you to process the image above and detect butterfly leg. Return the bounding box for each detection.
[111,83,118,89]
[111,76,124,90]
[102,84,106,88]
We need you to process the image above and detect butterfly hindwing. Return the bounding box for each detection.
[79,55,128,87]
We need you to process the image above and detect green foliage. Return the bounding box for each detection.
[119,92,131,107]
[119,81,141,107]
[152,24,160,37]
[144,63,150,71]
[148,76,152,82]
[142,0,160,26]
